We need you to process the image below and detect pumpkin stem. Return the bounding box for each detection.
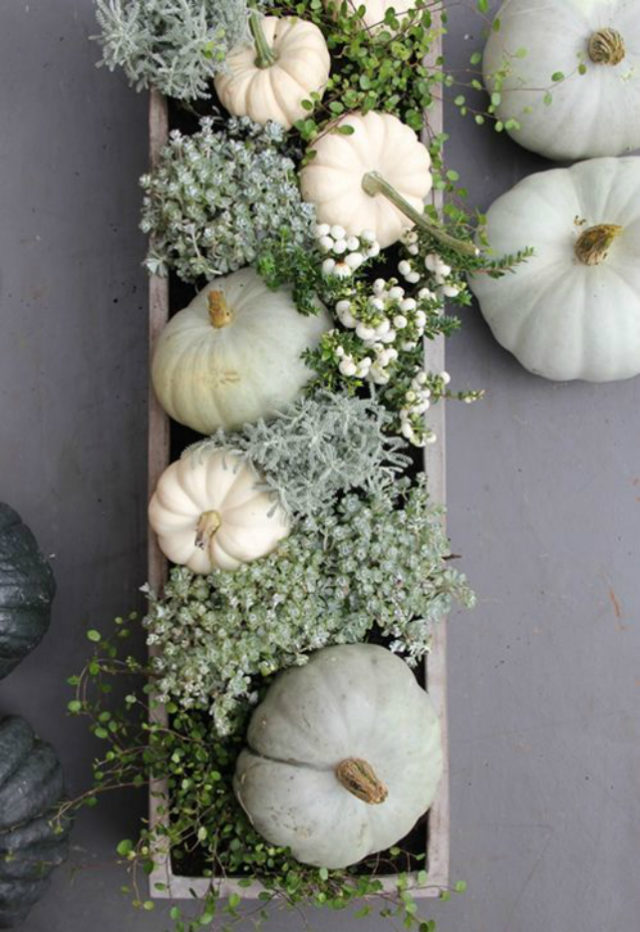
[588,28,625,65]
[208,291,233,328]
[361,171,479,258]
[574,223,623,266]
[335,758,388,805]
[195,510,222,550]
[249,12,277,69]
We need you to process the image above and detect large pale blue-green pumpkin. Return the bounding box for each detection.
[234,644,443,869]
[483,0,640,160]
[470,157,640,381]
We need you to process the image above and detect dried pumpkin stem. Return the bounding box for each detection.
[574,223,622,266]
[195,510,222,550]
[361,171,479,258]
[208,291,233,328]
[249,12,277,69]
[335,757,388,804]
[588,28,625,65]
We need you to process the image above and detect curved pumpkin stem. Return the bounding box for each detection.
[249,12,277,69]
[361,171,479,258]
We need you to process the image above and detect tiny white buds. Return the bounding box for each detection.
[330,224,346,240]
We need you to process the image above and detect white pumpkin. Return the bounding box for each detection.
[234,643,443,869]
[148,447,290,573]
[299,111,432,250]
[324,0,417,32]
[214,14,331,130]
[151,268,330,434]
[469,157,640,382]
[483,0,640,160]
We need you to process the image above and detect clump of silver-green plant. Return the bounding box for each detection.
[140,116,316,281]
[94,0,255,99]
[189,392,411,522]
[143,477,475,734]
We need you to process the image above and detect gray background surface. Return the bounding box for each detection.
[0,2,638,930]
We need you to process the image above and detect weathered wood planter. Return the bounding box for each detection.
[146,77,450,899]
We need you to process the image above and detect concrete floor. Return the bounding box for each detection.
[0,2,638,930]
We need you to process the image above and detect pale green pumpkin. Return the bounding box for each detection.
[234,644,443,869]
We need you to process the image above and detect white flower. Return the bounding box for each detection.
[388,286,404,301]
[401,421,415,440]
[408,244,420,256]
[426,433,438,444]
[398,260,412,277]
[335,345,345,357]
[355,322,376,341]
[405,390,417,403]
[369,296,385,312]
[330,224,346,240]
[372,278,387,295]
[345,251,365,270]
[346,236,360,251]
[336,299,351,314]
[375,318,391,336]
[379,329,397,344]
[339,357,357,376]
[406,272,421,284]
[440,370,451,385]
[315,223,331,237]
[333,260,352,279]
[360,229,377,243]
[322,258,336,275]
[418,287,436,300]
[318,235,334,252]
[400,298,416,312]
[393,314,408,329]
[333,238,347,255]
[365,241,381,258]
[441,284,460,297]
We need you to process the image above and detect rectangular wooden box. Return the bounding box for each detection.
[146,80,450,900]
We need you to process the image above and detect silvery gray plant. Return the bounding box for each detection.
[94,0,257,99]
[140,116,316,281]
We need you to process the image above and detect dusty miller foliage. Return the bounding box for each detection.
[140,116,316,281]
[94,0,256,99]
[144,478,475,734]
[189,392,411,521]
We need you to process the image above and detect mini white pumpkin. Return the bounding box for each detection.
[148,447,290,573]
[151,268,330,434]
[234,643,443,869]
[483,0,640,160]
[214,14,331,130]
[299,111,433,250]
[324,0,417,32]
[469,157,640,381]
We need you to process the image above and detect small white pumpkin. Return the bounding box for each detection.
[324,0,417,32]
[234,643,443,869]
[299,111,432,250]
[483,0,640,160]
[151,268,330,435]
[214,14,331,130]
[469,157,640,381]
[148,447,290,573]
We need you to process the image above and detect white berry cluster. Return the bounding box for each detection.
[398,231,466,301]
[315,224,381,278]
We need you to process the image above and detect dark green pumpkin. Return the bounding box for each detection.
[0,716,71,928]
[0,504,55,679]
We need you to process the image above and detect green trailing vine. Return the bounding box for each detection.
[63,617,468,930]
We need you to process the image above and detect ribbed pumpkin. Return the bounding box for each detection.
[0,504,55,680]
[0,716,71,928]
[234,644,443,869]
